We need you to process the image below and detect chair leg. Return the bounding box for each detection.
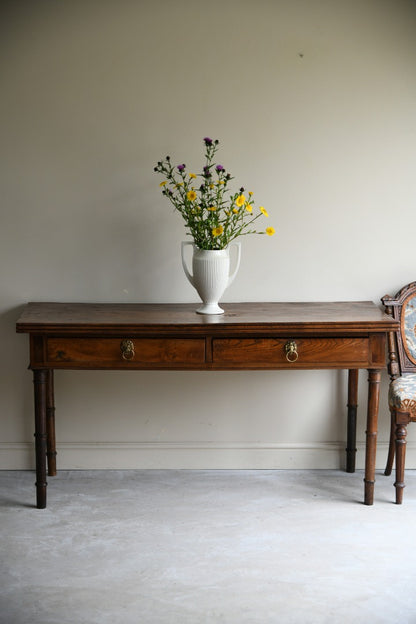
[384,408,395,476]
[394,423,407,504]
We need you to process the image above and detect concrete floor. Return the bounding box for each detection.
[1,469,416,624]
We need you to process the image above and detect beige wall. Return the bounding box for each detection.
[1,0,416,470]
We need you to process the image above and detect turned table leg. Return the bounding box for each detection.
[33,369,48,509]
[364,369,381,505]
[346,369,359,473]
[46,369,57,476]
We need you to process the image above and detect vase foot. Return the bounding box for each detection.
[196,303,224,315]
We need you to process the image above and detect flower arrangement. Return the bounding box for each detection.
[154,137,275,250]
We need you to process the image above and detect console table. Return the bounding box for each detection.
[16,301,398,508]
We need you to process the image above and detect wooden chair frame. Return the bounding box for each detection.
[382,281,416,503]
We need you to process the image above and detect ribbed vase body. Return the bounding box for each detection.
[192,248,230,314]
[181,242,241,314]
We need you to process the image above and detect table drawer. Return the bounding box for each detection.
[212,337,370,367]
[46,337,206,367]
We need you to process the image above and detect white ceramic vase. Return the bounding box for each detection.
[181,241,241,314]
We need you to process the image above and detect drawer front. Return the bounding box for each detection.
[212,337,370,367]
[46,337,205,367]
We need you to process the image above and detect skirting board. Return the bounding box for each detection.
[1,441,415,470]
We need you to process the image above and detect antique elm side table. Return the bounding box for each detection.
[16,301,398,508]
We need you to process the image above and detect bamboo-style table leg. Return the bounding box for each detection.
[46,369,57,476]
[346,369,359,473]
[364,369,381,505]
[33,369,48,509]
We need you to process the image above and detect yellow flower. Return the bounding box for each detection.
[212,225,224,237]
[207,206,217,211]
[260,206,269,217]
[245,204,253,213]
[210,183,215,189]
[217,181,225,185]
[189,173,197,179]
[248,191,253,196]
[187,190,197,201]
[232,208,239,214]
[175,182,184,188]
[235,194,246,207]
[159,181,167,187]
[266,227,275,236]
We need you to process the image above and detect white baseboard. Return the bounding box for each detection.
[2,441,415,470]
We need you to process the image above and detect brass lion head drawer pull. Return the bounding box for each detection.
[120,339,135,361]
[285,340,299,363]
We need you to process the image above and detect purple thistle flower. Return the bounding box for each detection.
[216,164,224,172]
[203,137,213,145]
[177,163,186,172]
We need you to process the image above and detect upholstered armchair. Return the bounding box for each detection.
[383,282,416,503]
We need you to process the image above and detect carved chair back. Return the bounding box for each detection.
[382,281,416,380]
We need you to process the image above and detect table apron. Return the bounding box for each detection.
[29,333,386,370]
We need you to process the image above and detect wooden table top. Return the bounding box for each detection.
[16,301,398,334]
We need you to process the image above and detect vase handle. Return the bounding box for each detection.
[227,242,241,287]
[181,241,195,287]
